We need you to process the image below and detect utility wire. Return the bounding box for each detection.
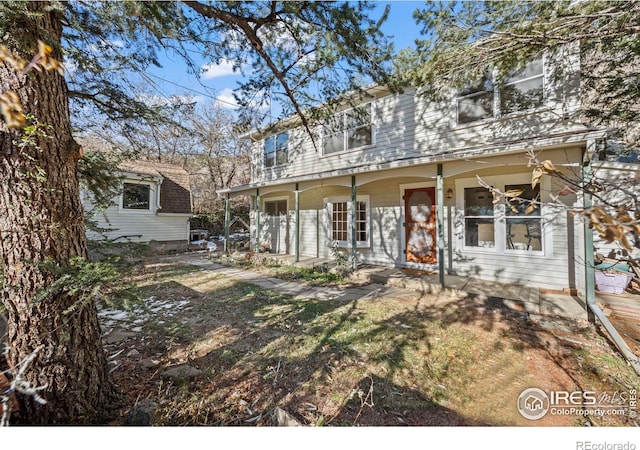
[142,71,240,108]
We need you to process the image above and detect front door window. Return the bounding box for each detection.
[404,187,437,264]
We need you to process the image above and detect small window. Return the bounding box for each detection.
[122,183,150,210]
[331,201,349,242]
[505,183,542,251]
[464,187,494,248]
[322,104,373,155]
[265,200,287,216]
[327,197,370,247]
[346,106,372,150]
[355,200,368,242]
[264,132,288,168]
[456,74,494,125]
[455,58,545,125]
[500,58,544,114]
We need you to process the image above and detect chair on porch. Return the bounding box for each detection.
[525,221,542,250]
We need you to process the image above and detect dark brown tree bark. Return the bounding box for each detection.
[0,2,115,424]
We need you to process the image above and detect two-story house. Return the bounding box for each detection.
[220,45,624,294]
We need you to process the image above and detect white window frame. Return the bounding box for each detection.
[455,175,551,257]
[321,103,375,156]
[119,180,156,214]
[454,56,546,126]
[263,131,289,168]
[325,195,370,248]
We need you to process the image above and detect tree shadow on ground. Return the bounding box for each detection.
[107,261,637,426]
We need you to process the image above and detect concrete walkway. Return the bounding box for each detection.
[171,253,417,304]
[170,253,590,321]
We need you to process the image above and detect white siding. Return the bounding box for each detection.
[252,47,583,184]
[82,177,190,244]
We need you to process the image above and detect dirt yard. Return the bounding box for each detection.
[101,258,639,426]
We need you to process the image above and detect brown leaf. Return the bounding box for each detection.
[0,91,26,129]
[542,160,557,173]
[504,189,524,198]
[532,167,543,188]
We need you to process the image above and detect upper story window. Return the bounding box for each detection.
[122,183,151,210]
[456,58,544,125]
[322,104,373,155]
[264,132,288,168]
[456,73,495,125]
[500,59,544,114]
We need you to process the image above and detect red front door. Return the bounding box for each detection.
[404,187,437,264]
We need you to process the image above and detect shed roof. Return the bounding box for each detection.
[119,160,192,215]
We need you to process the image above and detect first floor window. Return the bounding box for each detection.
[459,176,546,254]
[505,183,542,251]
[122,183,151,210]
[332,201,348,242]
[327,197,370,247]
[265,199,288,216]
[355,201,368,242]
[463,186,495,248]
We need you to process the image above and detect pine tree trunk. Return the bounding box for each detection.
[0,2,115,424]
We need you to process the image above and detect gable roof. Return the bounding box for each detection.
[119,160,192,215]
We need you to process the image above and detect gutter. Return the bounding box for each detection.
[582,144,640,376]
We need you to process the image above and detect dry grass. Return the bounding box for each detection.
[103,259,639,427]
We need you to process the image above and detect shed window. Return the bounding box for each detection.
[122,183,150,210]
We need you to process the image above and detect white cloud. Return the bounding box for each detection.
[135,93,201,108]
[202,59,248,80]
[215,88,239,109]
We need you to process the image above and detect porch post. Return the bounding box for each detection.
[582,147,596,318]
[224,193,230,254]
[295,183,300,262]
[255,188,261,251]
[437,164,445,287]
[351,175,357,270]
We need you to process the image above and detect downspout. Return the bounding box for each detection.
[437,164,445,287]
[156,175,164,214]
[582,145,640,375]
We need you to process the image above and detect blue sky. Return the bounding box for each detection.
[142,1,425,111]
